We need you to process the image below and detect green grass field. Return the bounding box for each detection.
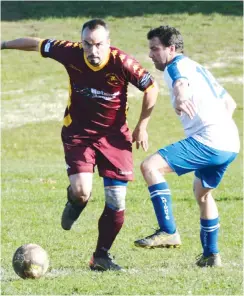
[1,1,243,295]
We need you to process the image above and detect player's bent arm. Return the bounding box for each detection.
[173,78,191,103]
[1,38,43,51]
[132,82,158,151]
[135,81,159,129]
[222,92,237,117]
[173,78,196,119]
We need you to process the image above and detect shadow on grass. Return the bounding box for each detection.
[1,1,243,21]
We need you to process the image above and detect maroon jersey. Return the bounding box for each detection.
[40,39,155,140]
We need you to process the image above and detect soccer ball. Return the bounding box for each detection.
[12,243,49,279]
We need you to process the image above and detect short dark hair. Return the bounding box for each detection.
[147,25,184,53]
[82,19,109,33]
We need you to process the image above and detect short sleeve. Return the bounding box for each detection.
[166,59,189,87]
[40,39,82,65]
[121,55,155,92]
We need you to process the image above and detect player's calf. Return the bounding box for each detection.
[61,185,89,230]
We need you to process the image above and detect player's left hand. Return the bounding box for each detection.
[132,127,149,151]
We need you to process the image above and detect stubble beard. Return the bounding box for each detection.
[88,57,101,66]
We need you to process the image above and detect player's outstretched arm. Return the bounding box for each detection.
[132,82,159,151]
[1,38,43,51]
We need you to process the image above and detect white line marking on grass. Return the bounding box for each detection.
[47,268,74,277]
[208,62,227,68]
[218,76,244,84]
[1,89,24,95]
[2,91,66,129]
[215,52,243,61]
[45,267,140,277]
[1,263,242,282]
[200,53,243,71]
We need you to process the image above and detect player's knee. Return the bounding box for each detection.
[104,178,127,211]
[140,159,161,181]
[193,177,213,202]
[140,159,151,176]
[69,186,91,204]
[195,191,212,204]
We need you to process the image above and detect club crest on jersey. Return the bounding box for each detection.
[106,73,124,87]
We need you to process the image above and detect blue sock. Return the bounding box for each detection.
[149,182,176,234]
[200,218,220,256]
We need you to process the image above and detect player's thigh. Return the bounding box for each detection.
[63,142,96,176]
[157,137,235,176]
[63,141,96,195]
[193,176,212,199]
[157,138,204,176]
[96,137,133,181]
[69,172,93,197]
[195,151,237,189]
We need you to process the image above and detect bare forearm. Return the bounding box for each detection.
[136,83,158,128]
[1,38,42,51]
[132,83,158,151]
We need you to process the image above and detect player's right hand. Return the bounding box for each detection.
[132,127,149,152]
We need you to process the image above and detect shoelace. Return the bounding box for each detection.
[105,253,120,266]
[106,252,113,260]
[106,253,117,261]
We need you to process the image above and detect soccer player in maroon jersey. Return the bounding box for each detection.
[1,19,158,271]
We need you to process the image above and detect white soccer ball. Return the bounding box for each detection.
[12,243,49,279]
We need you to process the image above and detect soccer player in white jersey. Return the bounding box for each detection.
[134,25,240,267]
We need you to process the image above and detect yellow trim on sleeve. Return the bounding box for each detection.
[38,39,45,55]
[144,82,155,93]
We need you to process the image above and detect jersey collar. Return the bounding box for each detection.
[168,54,185,65]
[84,48,111,72]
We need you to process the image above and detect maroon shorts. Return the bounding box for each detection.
[63,135,134,181]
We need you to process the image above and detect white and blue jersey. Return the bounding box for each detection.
[158,55,240,188]
[164,55,240,153]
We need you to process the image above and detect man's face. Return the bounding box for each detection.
[148,37,175,71]
[82,26,110,66]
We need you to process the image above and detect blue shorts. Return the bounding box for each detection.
[158,137,238,188]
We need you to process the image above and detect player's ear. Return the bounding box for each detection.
[107,38,111,46]
[170,44,176,53]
